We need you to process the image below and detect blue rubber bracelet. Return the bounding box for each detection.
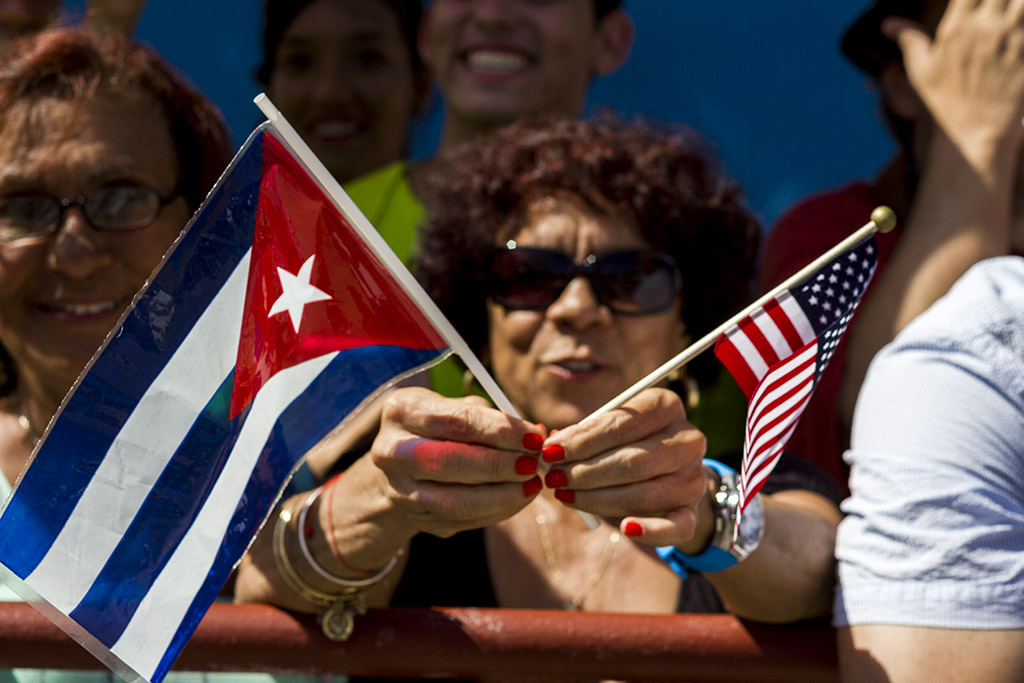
[656,459,739,579]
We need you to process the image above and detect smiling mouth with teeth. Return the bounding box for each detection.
[464,50,528,73]
[43,300,121,316]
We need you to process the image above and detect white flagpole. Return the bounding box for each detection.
[255,95,601,529]
[582,206,897,424]
[254,94,518,417]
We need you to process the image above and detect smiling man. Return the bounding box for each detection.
[419,0,634,153]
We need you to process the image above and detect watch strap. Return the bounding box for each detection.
[656,542,737,579]
[656,458,742,579]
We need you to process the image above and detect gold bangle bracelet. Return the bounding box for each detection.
[273,499,369,641]
[273,500,361,607]
[296,485,404,588]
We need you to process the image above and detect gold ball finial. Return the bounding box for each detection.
[871,206,896,234]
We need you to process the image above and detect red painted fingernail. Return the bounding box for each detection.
[554,489,575,504]
[523,476,542,497]
[545,470,568,489]
[624,522,643,537]
[522,433,544,451]
[541,444,565,462]
[514,456,538,475]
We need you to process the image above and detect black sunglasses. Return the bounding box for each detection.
[0,183,179,242]
[487,245,682,315]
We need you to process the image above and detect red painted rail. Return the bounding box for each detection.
[0,602,838,681]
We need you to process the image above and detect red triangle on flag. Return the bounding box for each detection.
[229,133,446,419]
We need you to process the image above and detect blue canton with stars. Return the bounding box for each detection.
[790,236,878,384]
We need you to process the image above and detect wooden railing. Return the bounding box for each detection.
[0,602,839,681]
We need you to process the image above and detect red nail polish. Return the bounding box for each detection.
[545,470,568,489]
[541,444,565,462]
[522,433,544,451]
[624,522,643,537]
[554,489,575,504]
[523,476,542,497]
[514,456,538,475]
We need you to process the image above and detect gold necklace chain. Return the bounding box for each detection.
[533,503,620,611]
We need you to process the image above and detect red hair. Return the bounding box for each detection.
[0,27,232,212]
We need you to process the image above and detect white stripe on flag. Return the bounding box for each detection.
[744,345,816,435]
[722,324,770,380]
[111,351,337,680]
[26,252,253,614]
[777,291,815,343]
[749,303,793,360]
[744,382,812,471]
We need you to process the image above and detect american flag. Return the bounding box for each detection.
[714,236,878,512]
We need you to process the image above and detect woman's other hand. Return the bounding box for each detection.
[538,387,711,548]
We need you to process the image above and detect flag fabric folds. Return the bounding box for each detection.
[0,122,450,682]
[714,236,878,513]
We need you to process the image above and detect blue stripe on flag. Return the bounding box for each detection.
[68,372,243,646]
[152,344,446,681]
[59,344,445,658]
[0,131,266,579]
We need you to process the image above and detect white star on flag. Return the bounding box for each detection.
[268,254,331,332]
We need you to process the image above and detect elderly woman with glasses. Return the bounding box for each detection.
[0,27,231,531]
[236,117,842,629]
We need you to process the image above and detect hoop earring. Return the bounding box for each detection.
[667,369,700,413]
[462,369,477,397]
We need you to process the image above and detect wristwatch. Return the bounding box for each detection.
[657,459,765,578]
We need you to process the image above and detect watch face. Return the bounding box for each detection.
[736,493,765,556]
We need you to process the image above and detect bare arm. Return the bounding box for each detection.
[701,489,840,623]
[840,625,1024,683]
[839,0,1024,424]
[543,388,841,623]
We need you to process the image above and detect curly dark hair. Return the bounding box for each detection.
[415,115,760,386]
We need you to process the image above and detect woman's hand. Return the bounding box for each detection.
[371,387,546,539]
[537,387,711,548]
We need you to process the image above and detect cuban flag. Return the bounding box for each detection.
[0,119,455,682]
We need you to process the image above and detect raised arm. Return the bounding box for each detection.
[839,0,1024,423]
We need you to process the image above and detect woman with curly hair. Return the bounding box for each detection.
[236,117,841,628]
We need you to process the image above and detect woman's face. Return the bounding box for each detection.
[268,0,422,184]
[486,195,688,428]
[0,94,188,395]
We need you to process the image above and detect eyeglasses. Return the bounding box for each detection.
[0,184,179,242]
[487,245,682,315]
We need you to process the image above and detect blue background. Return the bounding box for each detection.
[66,1,893,228]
